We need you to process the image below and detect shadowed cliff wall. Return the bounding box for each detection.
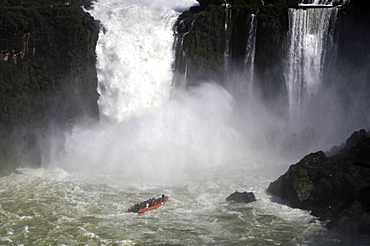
[0,0,99,173]
[174,0,369,112]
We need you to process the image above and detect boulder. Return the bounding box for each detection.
[267,129,370,233]
[226,191,256,203]
[326,201,370,233]
[346,129,368,149]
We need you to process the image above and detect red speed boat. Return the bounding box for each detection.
[128,195,168,214]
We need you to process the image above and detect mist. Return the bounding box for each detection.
[46,82,272,183]
[43,69,369,186]
[39,0,370,187]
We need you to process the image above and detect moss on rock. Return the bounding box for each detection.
[267,129,370,233]
[0,0,99,173]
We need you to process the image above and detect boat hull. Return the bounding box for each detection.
[138,197,168,213]
[128,196,169,213]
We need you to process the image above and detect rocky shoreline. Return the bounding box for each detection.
[267,129,370,234]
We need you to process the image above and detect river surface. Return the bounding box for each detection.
[1,162,369,245]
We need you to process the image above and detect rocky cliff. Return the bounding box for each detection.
[174,0,299,93]
[1,0,369,180]
[0,0,99,174]
[267,129,370,233]
[174,0,370,103]
[176,0,370,234]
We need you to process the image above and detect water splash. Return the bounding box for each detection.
[244,13,257,86]
[59,83,242,183]
[224,1,232,73]
[86,0,198,123]
[285,7,338,128]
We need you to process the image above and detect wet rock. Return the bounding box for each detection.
[346,129,368,149]
[0,0,99,172]
[267,129,370,234]
[226,191,256,203]
[326,202,370,233]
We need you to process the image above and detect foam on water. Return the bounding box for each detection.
[2,167,368,245]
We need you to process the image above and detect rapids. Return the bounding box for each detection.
[0,166,360,245]
[2,166,368,245]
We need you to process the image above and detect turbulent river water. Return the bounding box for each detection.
[1,0,370,245]
[2,164,369,245]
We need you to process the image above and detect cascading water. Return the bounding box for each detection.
[299,0,350,6]
[173,19,195,88]
[285,7,338,128]
[60,0,245,181]
[244,13,257,85]
[88,0,198,123]
[224,1,232,73]
[223,8,257,96]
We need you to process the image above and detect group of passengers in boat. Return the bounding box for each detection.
[128,194,166,212]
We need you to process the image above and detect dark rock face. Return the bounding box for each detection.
[0,0,99,173]
[175,1,291,91]
[267,129,370,233]
[174,4,227,86]
[326,201,370,233]
[177,0,370,107]
[226,191,256,203]
[346,129,368,149]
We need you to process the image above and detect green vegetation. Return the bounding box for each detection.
[178,4,227,84]
[175,0,292,89]
[0,0,99,172]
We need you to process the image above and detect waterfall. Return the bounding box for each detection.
[86,0,198,123]
[223,6,257,94]
[285,7,338,126]
[299,0,350,6]
[244,13,257,85]
[62,0,241,178]
[173,19,195,89]
[224,1,232,73]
